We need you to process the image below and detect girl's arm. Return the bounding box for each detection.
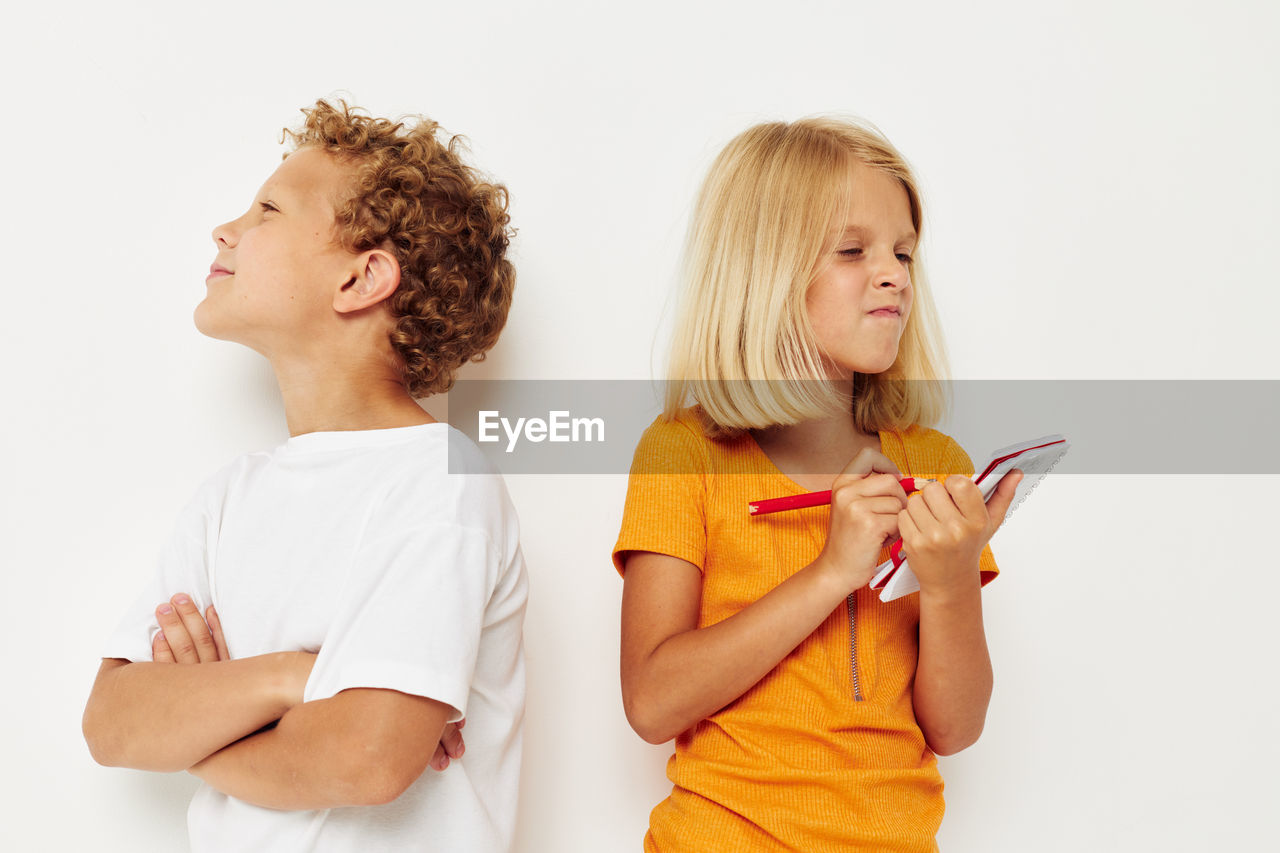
[621,449,907,744]
[914,580,991,756]
[905,471,1022,755]
[623,551,849,743]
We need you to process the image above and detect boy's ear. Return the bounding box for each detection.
[334,249,401,314]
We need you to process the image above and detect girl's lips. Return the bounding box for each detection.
[868,308,900,318]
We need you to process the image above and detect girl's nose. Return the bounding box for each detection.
[876,261,909,290]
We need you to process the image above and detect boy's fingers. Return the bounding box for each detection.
[206,605,230,660]
[171,594,219,663]
[429,742,449,771]
[152,630,175,663]
[441,723,466,760]
[155,602,198,664]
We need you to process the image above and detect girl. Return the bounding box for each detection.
[612,118,1023,852]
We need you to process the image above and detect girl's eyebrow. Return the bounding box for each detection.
[840,224,917,243]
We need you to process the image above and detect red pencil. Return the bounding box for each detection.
[748,478,936,516]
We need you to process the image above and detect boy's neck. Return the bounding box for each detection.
[271,355,437,438]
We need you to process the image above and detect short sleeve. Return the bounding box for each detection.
[101,488,217,662]
[611,417,708,576]
[302,522,497,721]
[936,435,1000,587]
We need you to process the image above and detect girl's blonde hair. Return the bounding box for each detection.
[664,117,948,437]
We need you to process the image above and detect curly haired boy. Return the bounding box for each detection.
[82,100,527,852]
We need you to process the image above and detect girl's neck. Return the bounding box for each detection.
[751,411,881,489]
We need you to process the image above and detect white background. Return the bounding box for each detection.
[2,1,1277,850]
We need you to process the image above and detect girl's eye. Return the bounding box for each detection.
[836,247,913,263]
[259,202,278,214]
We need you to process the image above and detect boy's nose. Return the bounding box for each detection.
[211,217,239,248]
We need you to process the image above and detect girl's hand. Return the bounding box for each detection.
[816,448,909,589]
[899,469,1024,596]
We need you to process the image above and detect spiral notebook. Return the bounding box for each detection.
[870,434,1069,602]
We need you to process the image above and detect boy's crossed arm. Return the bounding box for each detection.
[83,602,313,774]
[190,682,453,809]
[83,594,463,810]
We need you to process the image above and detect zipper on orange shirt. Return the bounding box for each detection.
[847,592,863,701]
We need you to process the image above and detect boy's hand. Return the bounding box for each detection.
[150,597,457,768]
[899,469,1024,596]
[152,595,314,708]
[152,594,229,663]
[429,718,466,771]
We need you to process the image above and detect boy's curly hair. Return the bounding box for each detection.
[283,99,515,397]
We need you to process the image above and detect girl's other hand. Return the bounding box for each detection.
[817,448,908,590]
[899,469,1024,596]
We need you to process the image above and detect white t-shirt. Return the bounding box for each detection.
[104,423,527,852]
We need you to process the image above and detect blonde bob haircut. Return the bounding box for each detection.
[664,117,949,437]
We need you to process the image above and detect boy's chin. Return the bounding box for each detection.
[192,304,243,345]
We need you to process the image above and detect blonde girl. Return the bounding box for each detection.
[612,118,1023,852]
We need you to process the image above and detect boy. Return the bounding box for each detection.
[82,100,527,852]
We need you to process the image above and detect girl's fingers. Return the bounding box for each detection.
[429,742,449,771]
[171,594,219,663]
[857,495,911,517]
[919,480,964,525]
[897,506,920,551]
[943,475,989,522]
[906,488,940,531]
[152,630,175,663]
[834,474,908,509]
[206,605,230,660]
[983,469,1024,528]
[836,448,901,480]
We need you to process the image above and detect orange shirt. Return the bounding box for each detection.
[612,408,999,853]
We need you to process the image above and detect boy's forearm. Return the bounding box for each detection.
[190,688,449,810]
[83,653,310,772]
[913,573,993,756]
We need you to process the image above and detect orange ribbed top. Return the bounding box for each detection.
[612,408,999,853]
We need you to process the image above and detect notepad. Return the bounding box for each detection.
[869,434,1069,602]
